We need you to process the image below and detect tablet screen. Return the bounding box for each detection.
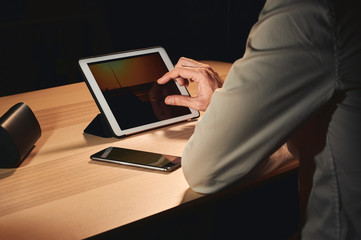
[87,52,191,130]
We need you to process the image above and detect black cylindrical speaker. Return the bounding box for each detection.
[0,102,41,168]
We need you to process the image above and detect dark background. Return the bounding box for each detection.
[0,0,265,97]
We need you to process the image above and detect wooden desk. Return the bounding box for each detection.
[0,61,298,239]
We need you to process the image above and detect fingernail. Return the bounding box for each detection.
[165,97,173,105]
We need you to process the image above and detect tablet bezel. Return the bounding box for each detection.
[79,47,199,137]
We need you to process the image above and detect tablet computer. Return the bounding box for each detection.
[79,47,199,137]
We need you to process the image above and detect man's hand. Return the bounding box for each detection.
[157,57,223,111]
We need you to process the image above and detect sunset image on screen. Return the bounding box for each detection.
[88,53,169,92]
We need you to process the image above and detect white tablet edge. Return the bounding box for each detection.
[79,47,199,137]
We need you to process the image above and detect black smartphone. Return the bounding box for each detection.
[90,147,181,172]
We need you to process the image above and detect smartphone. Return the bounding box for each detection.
[90,147,181,172]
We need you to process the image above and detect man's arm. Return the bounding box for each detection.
[159,1,337,194]
[180,0,336,194]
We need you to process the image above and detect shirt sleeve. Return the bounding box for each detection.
[181,0,337,194]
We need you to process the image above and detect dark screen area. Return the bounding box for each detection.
[96,147,180,168]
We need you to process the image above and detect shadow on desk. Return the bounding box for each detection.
[88,167,300,240]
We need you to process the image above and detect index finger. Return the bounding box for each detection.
[175,57,210,68]
[157,67,202,85]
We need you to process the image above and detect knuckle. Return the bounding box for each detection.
[199,68,209,75]
[195,100,206,111]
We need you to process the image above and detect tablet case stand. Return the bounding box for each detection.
[0,102,42,168]
[84,113,114,138]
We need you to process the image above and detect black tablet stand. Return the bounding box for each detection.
[84,114,114,138]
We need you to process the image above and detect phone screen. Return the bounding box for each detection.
[90,147,181,172]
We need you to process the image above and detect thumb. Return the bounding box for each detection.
[165,95,197,109]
